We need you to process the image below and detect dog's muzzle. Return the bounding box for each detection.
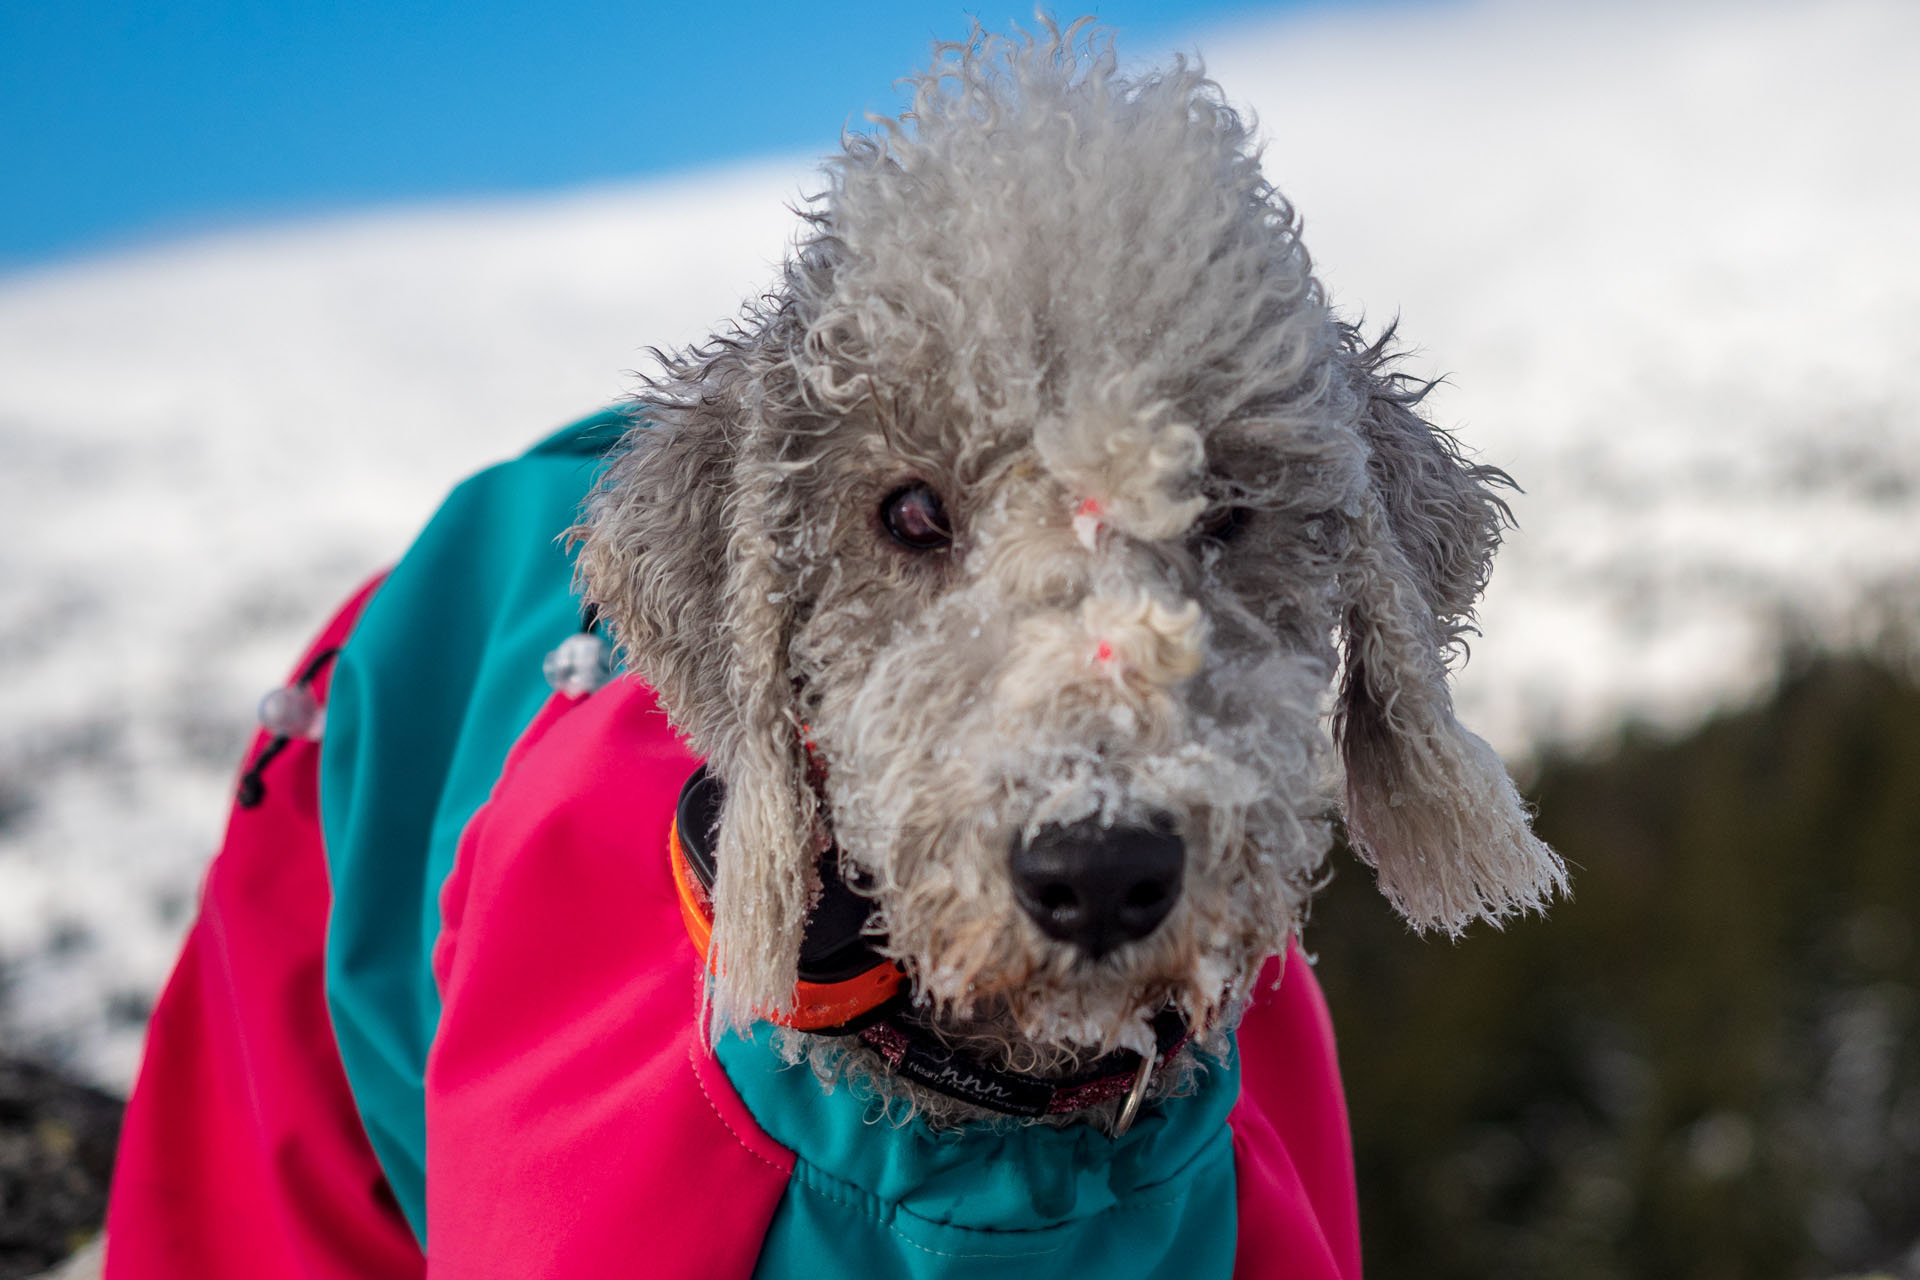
[669,766,1191,1129]
[1009,816,1184,959]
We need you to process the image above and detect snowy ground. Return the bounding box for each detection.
[1,0,1915,1089]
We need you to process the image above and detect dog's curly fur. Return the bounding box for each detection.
[576,18,1565,1127]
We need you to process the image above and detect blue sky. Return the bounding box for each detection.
[1,1,1324,270]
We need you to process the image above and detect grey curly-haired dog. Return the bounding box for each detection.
[85,17,1569,1280]
[576,17,1565,1130]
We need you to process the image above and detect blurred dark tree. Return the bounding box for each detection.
[1308,654,1920,1280]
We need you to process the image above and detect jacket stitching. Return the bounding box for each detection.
[786,1158,1192,1260]
[687,1036,789,1175]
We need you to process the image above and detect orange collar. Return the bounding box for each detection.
[669,814,905,1033]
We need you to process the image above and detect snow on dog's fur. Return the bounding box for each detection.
[577,18,1564,1126]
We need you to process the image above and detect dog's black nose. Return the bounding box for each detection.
[1009,817,1184,959]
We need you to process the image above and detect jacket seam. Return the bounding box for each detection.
[687,1036,790,1176]
[785,1156,1194,1259]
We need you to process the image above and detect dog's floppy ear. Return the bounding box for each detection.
[576,355,818,1032]
[1333,338,1566,933]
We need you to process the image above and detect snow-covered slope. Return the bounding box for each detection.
[1205,0,1920,748]
[2,0,1915,1088]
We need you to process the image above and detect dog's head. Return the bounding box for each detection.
[578,21,1563,1060]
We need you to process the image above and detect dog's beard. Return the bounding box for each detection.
[802,574,1335,1071]
[827,694,1332,1066]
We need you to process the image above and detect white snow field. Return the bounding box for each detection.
[1,0,1916,1088]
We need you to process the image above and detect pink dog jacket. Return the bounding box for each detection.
[105,413,1362,1278]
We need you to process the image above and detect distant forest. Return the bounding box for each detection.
[1310,653,1920,1280]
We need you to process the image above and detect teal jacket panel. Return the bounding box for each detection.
[317,408,627,1241]
[716,1026,1242,1279]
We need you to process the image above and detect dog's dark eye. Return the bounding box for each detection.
[1196,503,1254,544]
[881,483,952,551]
